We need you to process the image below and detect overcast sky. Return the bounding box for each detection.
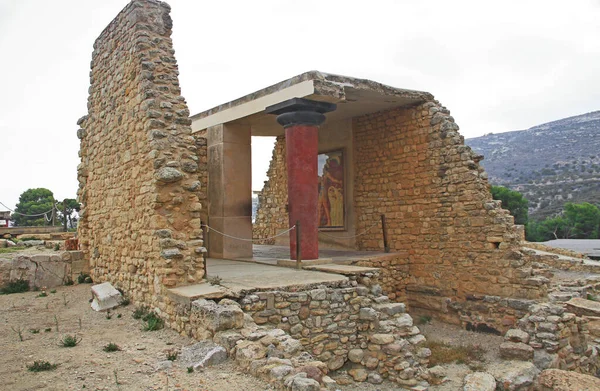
[1,0,599,211]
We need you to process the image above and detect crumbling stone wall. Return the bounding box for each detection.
[253,136,288,243]
[352,102,546,314]
[77,0,204,313]
[253,100,548,331]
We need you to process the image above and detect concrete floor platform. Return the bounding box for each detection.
[168,258,349,303]
[235,244,389,265]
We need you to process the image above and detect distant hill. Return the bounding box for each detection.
[466,111,600,220]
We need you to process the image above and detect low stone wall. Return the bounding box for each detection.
[0,251,86,289]
[146,270,430,389]
[515,303,600,376]
[353,253,410,302]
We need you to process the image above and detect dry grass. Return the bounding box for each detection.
[424,340,486,367]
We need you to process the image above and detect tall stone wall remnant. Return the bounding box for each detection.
[76,0,205,310]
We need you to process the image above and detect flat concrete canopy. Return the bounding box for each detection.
[190,71,432,136]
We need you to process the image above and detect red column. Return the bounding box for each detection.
[285,124,319,259]
[266,98,336,261]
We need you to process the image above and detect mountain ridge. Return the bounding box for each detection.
[466,110,600,220]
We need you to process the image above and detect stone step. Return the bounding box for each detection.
[302,264,380,276]
[565,297,600,317]
[167,283,228,305]
[549,291,581,303]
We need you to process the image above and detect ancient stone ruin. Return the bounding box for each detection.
[75,0,600,389]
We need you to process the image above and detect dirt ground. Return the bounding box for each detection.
[0,284,274,391]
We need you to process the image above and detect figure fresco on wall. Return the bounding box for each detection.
[318,150,344,228]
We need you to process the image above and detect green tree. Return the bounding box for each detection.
[12,188,56,227]
[526,202,600,241]
[57,198,81,230]
[563,202,600,239]
[491,186,529,225]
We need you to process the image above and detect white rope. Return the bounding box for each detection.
[0,201,55,217]
[319,221,381,239]
[202,224,296,242]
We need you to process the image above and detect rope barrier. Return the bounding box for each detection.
[0,201,55,217]
[318,220,381,239]
[202,224,296,242]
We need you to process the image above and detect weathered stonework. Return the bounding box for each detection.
[254,100,549,332]
[77,0,204,316]
[253,135,288,244]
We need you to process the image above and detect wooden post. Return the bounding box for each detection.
[51,200,56,227]
[201,222,208,279]
[296,220,301,269]
[381,214,390,253]
[63,200,68,232]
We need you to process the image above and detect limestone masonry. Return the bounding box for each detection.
[77,0,204,315]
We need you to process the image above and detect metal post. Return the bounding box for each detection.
[381,214,390,253]
[295,220,301,269]
[201,222,208,279]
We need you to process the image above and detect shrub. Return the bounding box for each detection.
[418,315,432,325]
[77,273,92,284]
[132,307,148,320]
[64,277,74,286]
[167,351,178,361]
[27,361,57,372]
[103,343,120,352]
[142,312,164,331]
[60,334,81,347]
[1,279,29,294]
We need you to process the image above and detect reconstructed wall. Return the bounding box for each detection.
[253,99,549,331]
[77,0,204,314]
[253,136,288,244]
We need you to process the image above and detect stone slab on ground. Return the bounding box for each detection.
[535,368,600,391]
[90,282,122,311]
[167,283,227,305]
[463,372,496,391]
[565,297,600,317]
[179,341,227,370]
[302,264,380,275]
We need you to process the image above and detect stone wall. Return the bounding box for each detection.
[0,251,86,289]
[253,135,288,244]
[77,0,204,315]
[237,283,430,386]
[253,100,549,331]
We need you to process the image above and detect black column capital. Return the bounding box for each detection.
[266,98,337,128]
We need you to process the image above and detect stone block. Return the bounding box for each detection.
[192,299,244,332]
[566,297,600,317]
[179,341,227,370]
[500,342,534,361]
[373,302,406,315]
[463,372,496,391]
[504,329,529,344]
[91,282,123,312]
